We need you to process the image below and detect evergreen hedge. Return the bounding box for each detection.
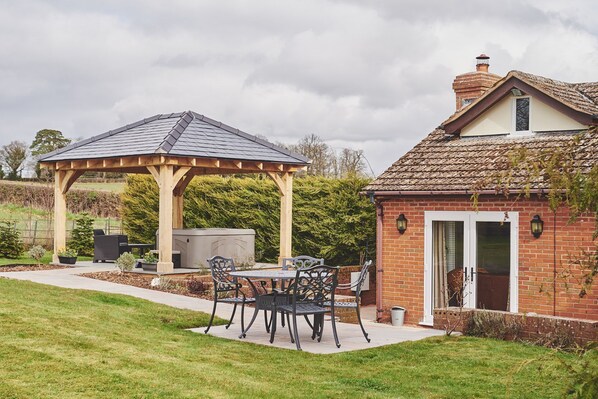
[121,175,376,265]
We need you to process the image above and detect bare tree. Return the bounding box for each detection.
[337,148,366,177]
[0,141,28,180]
[289,134,335,176]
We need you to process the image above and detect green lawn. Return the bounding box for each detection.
[71,181,125,193]
[0,203,117,223]
[0,279,581,398]
[0,252,92,266]
[0,179,125,194]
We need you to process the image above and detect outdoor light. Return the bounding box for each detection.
[530,215,544,238]
[396,214,408,234]
[511,88,523,96]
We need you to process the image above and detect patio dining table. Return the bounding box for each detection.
[230,269,300,339]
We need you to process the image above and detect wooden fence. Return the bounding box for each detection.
[6,218,123,248]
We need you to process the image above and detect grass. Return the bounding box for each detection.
[0,252,92,266]
[0,179,125,194]
[0,203,117,223]
[0,279,581,398]
[71,181,125,193]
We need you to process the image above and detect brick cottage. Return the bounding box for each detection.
[365,55,598,326]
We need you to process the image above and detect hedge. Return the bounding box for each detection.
[121,175,376,265]
[0,181,120,218]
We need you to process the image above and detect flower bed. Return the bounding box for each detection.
[80,271,214,300]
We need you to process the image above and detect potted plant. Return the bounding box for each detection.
[141,251,158,272]
[57,247,78,265]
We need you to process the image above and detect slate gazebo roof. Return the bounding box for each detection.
[40,110,309,169]
[41,110,308,272]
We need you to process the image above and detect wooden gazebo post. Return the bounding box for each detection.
[147,163,191,273]
[268,171,294,262]
[52,169,83,263]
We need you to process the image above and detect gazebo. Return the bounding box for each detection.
[39,111,310,272]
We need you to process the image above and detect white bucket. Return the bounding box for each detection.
[391,306,405,326]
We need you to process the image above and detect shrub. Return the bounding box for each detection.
[0,221,24,258]
[68,213,94,256]
[121,175,375,265]
[466,311,523,340]
[115,252,136,273]
[28,245,46,265]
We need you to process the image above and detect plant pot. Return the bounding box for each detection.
[141,262,158,272]
[58,256,77,265]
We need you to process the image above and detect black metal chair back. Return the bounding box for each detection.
[290,265,338,307]
[207,256,238,292]
[337,260,372,298]
[282,255,324,270]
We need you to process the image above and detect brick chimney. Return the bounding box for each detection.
[452,54,501,110]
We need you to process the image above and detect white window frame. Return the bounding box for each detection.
[422,211,519,326]
[511,96,532,136]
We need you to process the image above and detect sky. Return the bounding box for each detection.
[1,0,597,176]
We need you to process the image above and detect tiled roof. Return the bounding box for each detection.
[443,71,598,127]
[364,128,598,193]
[40,111,309,165]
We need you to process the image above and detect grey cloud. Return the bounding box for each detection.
[0,0,597,175]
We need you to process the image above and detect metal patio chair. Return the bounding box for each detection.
[324,260,372,342]
[267,255,324,331]
[204,256,255,334]
[271,264,340,351]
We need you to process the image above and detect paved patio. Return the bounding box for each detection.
[0,263,444,353]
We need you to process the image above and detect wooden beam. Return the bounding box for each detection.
[173,170,196,196]
[172,166,191,187]
[53,171,67,263]
[173,194,184,229]
[157,165,174,273]
[279,172,293,262]
[268,172,294,262]
[147,165,160,184]
[267,172,284,195]
[60,170,84,194]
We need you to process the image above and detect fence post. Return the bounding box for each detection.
[32,220,38,245]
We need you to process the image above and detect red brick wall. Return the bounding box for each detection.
[378,195,598,325]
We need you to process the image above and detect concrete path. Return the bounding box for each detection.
[0,263,444,354]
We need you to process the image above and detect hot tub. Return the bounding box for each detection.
[157,228,255,269]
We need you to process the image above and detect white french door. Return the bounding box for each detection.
[422,211,519,325]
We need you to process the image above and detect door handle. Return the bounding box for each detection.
[464,267,467,282]
[470,267,476,282]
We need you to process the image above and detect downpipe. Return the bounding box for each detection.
[375,200,384,322]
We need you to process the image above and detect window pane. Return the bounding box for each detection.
[515,98,530,131]
[476,222,510,311]
[432,221,464,309]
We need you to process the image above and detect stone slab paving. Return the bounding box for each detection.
[0,263,445,354]
[191,317,445,354]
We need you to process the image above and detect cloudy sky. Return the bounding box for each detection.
[1,0,597,175]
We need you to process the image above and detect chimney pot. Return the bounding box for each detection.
[476,54,490,72]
